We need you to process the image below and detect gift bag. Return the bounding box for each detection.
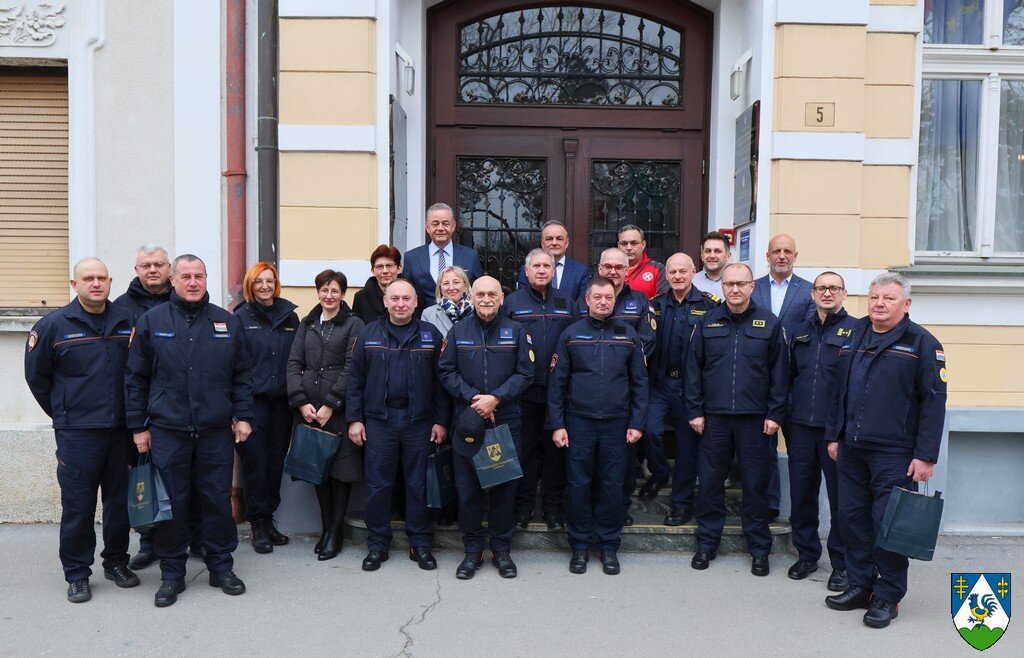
[126,452,173,532]
[426,444,455,509]
[284,423,341,485]
[472,423,523,490]
[876,485,944,561]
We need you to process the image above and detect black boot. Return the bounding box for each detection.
[319,481,351,561]
[266,518,289,546]
[313,482,332,554]
[250,519,273,554]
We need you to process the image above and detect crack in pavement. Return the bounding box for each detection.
[395,571,442,657]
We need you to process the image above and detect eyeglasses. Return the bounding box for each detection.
[813,285,844,294]
[373,263,398,271]
[599,264,627,271]
[722,281,753,289]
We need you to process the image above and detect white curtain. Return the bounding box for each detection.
[996,81,1024,252]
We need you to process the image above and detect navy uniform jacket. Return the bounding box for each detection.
[648,286,720,387]
[684,299,789,423]
[580,285,656,357]
[234,298,300,399]
[546,315,649,430]
[345,318,449,426]
[503,285,577,402]
[825,315,947,463]
[24,299,134,429]
[113,277,171,324]
[788,308,857,429]
[516,256,591,301]
[125,291,254,432]
[438,313,534,425]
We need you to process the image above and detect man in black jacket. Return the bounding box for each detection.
[125,254,254,607]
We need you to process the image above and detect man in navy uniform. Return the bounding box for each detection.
[643,253,720,524]
[505,248,577,529]
[25,258,139,602]
[439,276,533,580]
[516,220,591,300]
[686,263,788,576]
[403,202,484,314]
[548,276,648,575]
[346,279,449,572]
[786,271,854,590]
[824,273,946,629]
[125,254,254,607]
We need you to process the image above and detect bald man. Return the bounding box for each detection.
[25,258,140,602]
[439,276,535,580]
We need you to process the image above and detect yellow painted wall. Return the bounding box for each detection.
[922,326,1024,407]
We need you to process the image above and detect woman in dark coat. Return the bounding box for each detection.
[286,269,365,560]
[234,262,300,554]
[352,244,402,325]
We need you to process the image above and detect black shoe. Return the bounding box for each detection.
[456,552,483,580]
[103,563,140,588]
[787,559,818,580]
[624,513,634,527]
[67,578,91,603]
[863,598,899,628]
[266,519,289,546]
[663,506,694,526]
[599,549,620,575]
[543,511,566,529]
[188,542,205,559]
[827,569,849,592]
[491,551,517,578]
[408,547,435,571]
[569,549,589,574]
[638,475,668,501]
[209,569,246,596]
[318,529,342,561]
[154,579,185,607]
[515,509,532,530]
[691,549,717,570]
[362,549,390,571]
[751,555,770,577]
[128,549,155,571]
[826,586,873,611]
[250,520,273,554]
[767,508,780,524]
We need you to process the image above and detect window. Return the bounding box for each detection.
[917,0,1024,258]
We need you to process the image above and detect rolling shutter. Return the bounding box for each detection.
[0,72,68,308]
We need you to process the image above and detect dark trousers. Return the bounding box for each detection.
[639,379,677,482]
[55,428,130,582]
[838,443,914,603]
[452,421,521,553]
[516,399,565,516]
[364,411,433,550]
[647,377,700,508]
[696,414,773,556]
[236,395,291,521]
[786,423,845,568]
[130,438,202,553]
[150,426,238,580]
[566,414,629,550]
[768,433,781,509]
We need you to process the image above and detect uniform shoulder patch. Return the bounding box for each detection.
[128,326,136,348]
[939,367,949,383]
[702,291,722,304]
[27,330,39,352]
[440,337,448,354]
[528,349,535,363]
[935,349,945,362]
[549,353,558,372]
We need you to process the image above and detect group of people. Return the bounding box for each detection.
[24,201,947,629]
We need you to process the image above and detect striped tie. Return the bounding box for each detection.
[437,248,446,278]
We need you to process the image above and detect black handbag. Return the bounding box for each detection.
[471,423,523,490]
[126,452,173,532]
[876,485,944,561]
[426,443,455,509]
[284,423,341,485]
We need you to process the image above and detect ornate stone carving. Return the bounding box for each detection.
[0,1,67,47]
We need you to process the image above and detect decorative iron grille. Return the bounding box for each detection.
[588,160,681,267]
[456,157,548,290]
[459,6,683,107]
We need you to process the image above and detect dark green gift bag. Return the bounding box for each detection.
[126,453,173,532]
[284,423,341,485]
[876,485,944,561]
[472,423,523,490]
[426,444,455,509]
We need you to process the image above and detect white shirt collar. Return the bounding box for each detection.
[770,274,793,287]
[429,241,452,258]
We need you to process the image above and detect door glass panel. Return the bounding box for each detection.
[459,7,682,106]
[456,157,548,290]
[588,160,680,267]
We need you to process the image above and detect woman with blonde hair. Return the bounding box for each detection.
[420,265,473,335]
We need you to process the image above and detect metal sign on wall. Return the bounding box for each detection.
[733,100,759,226]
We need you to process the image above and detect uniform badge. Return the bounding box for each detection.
[500,327,513,340]
[641,271,654,282]
[27,330,38,352]
[752,319,766,328]
[837,327,853,338]
[440,338,448,355]
[549,353,558,372]
[128,327,136,347]
[528,349,535,363]
[939,367,949,383]
[525,333,532,345]
[213,322,228,333]
[650,316,657,331]
[691,309,706,316]
[419,330,432,343]
[952,573,1011,651]
[936,350,946,362]
[487,443,502,462]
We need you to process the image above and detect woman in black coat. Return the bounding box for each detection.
[352,244,402,325]
[286,269,365,560]
[234,262,299,554]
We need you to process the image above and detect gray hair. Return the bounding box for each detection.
[541,220,567,232]
[136,243,168,261]
[425,202,455,222]
[599,247,628,265]
[617,224,644,241]
[524,248,555,269]
[171,253,205,275]
[869,272,911,298]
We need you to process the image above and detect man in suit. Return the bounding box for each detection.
[750,233,816,521]
[516,220,590,300]
[403,203,484,313]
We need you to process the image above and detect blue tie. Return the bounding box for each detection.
[437,248,446,278]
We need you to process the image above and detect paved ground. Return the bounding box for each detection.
[0,525,1020,656]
